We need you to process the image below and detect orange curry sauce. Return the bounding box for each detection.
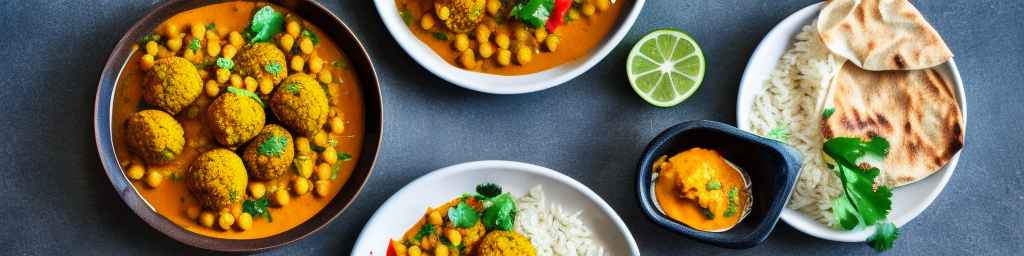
[653,148,752,232]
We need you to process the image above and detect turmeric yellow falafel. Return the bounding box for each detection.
[270,74,329,136]
[206,88,266,147]
[476,230,537,256]
[236,42,288,83]
[124,109,185,164]
[143,57,202,115]
[242,124,295,180]
[435,0,486,33]
[187,148,248,209]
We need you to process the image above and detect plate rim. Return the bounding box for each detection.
[733,2,967,242]
[371,0,646,94]
[350,160,641,255]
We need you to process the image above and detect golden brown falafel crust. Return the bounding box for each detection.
[187,148,248,209]
[206,91,266,147]
[270,74,329,136]
[242,124,295,180]
[236,43,288,83]
[124,109,185,164]
[436,0,486,33]
[476,230,537,256]
[143,57,202,115]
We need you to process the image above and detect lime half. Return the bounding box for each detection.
[627,29,705,107]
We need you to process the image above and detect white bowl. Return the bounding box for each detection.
[373,0,645,94]
[351,160,640,255]
[734,2,967,242]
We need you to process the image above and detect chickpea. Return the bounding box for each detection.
[428,211,443,226]
[393,241,408,256]
[205,80,220,98]
[279,34,295,52]
[199,211,216,228]
[199,70,209,80]
[318,70,333,84]
[186,205,201,220]
[286,21,302,38]
[459,49,477,68]
[320,147,337,165]
[446,229,462,245]
[190,23,206,39]
[453,33,470,52]
[475,25,492,43]
[206,40,221,57]
[596,0,611,11]
[582,3,596,16]
[309,56,324,74]
[436,6,450,21]
[166,37,183,52]
[568,8,581,21]
[298,159,314,178]
[214,68,230,84]
[514,27,529,41]
[228,31,245,47]
[534,28,548,42]
[420,14,435,30]
[314,180,330,197]
[313,131,328,146]
[295,137,312,155]
[516,47,533,65]
[244,76,259,92]
[299,37,314,55]
[259,77,274,95]
[230,203,243,218]
[222,44,237,59]
[329,116,345,134]
[126,163,145,180]
[272,189,290,207]
[230,74,243,87]
[140,54,156,70]
[315,162,332,181]
[495,33,510,49]
[249,182,267,199]
[164,23,180,38]
[408,246,422,256]
[144,41,159,56]
[217,212,235,230]
[434,245,448,256]
[544,35,560,52]
[291,55,305,72]
[144,171,163,188]
[478,42,495,59]
[486,0,502,16]
[496,49,512,66]
[236,212,253,231]
[292,177,311,195]
[206,31,220,42]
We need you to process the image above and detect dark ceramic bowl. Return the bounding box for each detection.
[93,0,382,252]
[636,120,801,249]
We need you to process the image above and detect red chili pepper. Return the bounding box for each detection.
[546,0,573,32]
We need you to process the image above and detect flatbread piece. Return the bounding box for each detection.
[818,0,953,71]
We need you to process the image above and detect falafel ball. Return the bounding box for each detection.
[143,57,202,115]
[206,89,266,147]
[435,0,486,33]
[270,74,329,136]
[187,148,248,209]
[124,110,185,164]
[242,124,295,180]
[476,231,537,256]
[236,42,288,83]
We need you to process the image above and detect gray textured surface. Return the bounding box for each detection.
[0,0,1021,255]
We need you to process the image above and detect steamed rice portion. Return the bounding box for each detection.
[514,186,606,256]
[748,24,843,225]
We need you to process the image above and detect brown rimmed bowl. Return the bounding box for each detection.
[93,0,382,252]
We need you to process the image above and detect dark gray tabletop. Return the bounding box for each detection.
[1,0,1021,255]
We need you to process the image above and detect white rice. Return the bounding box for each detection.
[514,186,605,256]
[748,24,843,225]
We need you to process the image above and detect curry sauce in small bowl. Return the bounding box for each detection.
[636,120,801,249]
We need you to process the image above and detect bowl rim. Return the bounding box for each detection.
[92,0,383,251]
[733,2,967,242]
[635,120,801,249]
[372,0,647,94]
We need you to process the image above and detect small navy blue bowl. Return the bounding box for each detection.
[636,120,802,249]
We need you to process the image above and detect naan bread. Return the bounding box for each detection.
[817,0,953,71]
[822,62,963,187]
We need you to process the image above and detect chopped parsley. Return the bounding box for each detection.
[206,22,216,30]
[286,82,300,94]
[447,201,479,228]
[723,187,739,217]
[823,107,836,119]
[432,31,449,41]
[265,61,283,75]
[706,180,721,191]
[766,122,790,141]
[243,197,272,222]
[399,9,414,26]
[330,161,342,180]
[413,223,435,241]
[138,33,161,45]
[189,38,201,51]
[338,152,352,161]
[301,28,319,45]
[215,57,234,70]
[225,86,265,107]
[257,135,288,156]
[246,6,284,43]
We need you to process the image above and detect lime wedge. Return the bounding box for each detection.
[627,29,705,107]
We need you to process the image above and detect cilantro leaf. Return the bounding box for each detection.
[432,31,449,41]
[447,201,479,228]
[766,122,790,141]
[723,187,738,217]
[823,107,836,119]
[706,180,721,191]
[868,222,899,251]
[189,38,201,51]
[475,183,502,199]
[301,28,319,45]
[338,152,352,161]
[510,0,554,28]
[832,193,860,230]
[206,22,216,30]
[257,135,288,156]
[826,137,892,227]
[700,207,714,220]
[138,33,161,45]
[482,193,516,231]
[247,6,284,43]
[216,57,234,70]
[285,82,300,94]
[242,197,272,222]
[399,10,414,26]
[225,86,265,107]
[265,61,283,75]
[413,223,435,241]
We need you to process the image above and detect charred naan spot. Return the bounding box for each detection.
[822,120,834,138]
[876,114,891,130]
[841,23,853,32]
[893,55,906,69]
[855,5,866,23]
[868,41,876,51]
[952,124,962,137]
[866,130,879,138]
[903,122,913,134]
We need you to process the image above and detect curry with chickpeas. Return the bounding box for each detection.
[112,1,365,239]
[397,0,626,75]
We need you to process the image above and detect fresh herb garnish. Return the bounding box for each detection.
[475,183,502,198]
[706,180,721,191]
[766,122,790,141]
[138,33,161,45]
[216,57,234,70]
[510,0,554,28]
[265,61,283,75]
[310,144,326,153]
[301,28,319,45]
[723,187,738,217]
[257,135,288,156]
[243,196,272,222]
[823,107,836,119]
[432,31,449,41]
[399,10,414,26]
[225,86,265,107]
[700,207,714,220]
[189,38,201,51]
[482,193,516,231]
[330,161,342,180]
[824,136,896,250]
[332,60,348,69]
[413,223,435,241]
[447,201,479,228]
[206,22,216,30]
[868,222,899,251]
[285,82,300,94]
[338,152,352,161]
[247,6,284,43]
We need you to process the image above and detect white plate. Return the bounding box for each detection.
[735,3,967,242]
[373,0,645,94]
[351,160,640,255]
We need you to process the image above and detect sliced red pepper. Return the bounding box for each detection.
[545,0,573,32]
